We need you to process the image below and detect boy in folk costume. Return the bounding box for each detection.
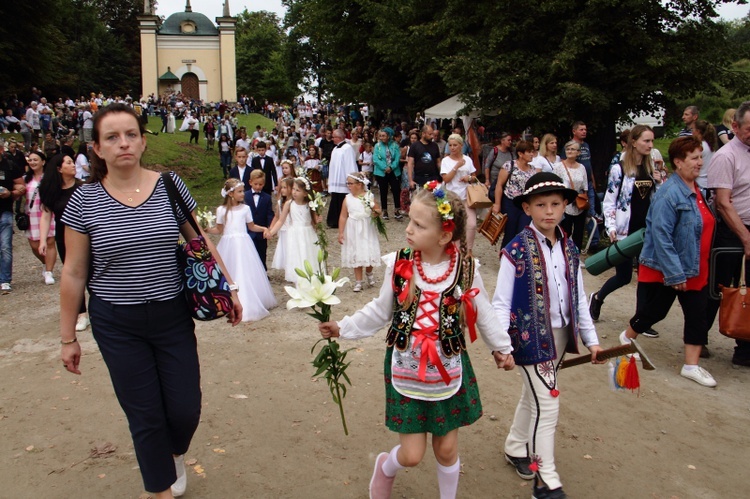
[492,172,604,499]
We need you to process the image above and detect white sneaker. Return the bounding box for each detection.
[680,366,717,387]
[75,315,90,332]
[366,273,376,287]
[352,281,363,292]
[43,271,55,285]
[1,283,10,294]
[171,454,187,497]
[619,330,640,360]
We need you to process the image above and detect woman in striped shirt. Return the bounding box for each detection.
[60,103,241,498]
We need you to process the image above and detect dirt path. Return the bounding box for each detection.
[0,218,748,498]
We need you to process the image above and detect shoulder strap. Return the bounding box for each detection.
[615,161,625,203]
[561,161,575,190]
[161,172,201,235]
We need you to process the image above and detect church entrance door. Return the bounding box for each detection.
[181,73,199,100]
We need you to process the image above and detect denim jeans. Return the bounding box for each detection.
[0,211,13,283]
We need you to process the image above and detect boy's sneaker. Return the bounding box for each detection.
[641,328,659,338]
[382,212,389,220]
[588,292,602,321]
[619,330,640,360]
[504,453,534,480]
[680,366,717,387]
[532,477,567,499]
[1,283,10,294]
[44,271,55,285]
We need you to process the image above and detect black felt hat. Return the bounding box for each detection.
[513,172,579,208]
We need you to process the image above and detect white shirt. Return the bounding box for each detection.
[492,223,598,347]
[440,154,476,200]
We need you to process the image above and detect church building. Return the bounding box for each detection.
[138,0,237,102]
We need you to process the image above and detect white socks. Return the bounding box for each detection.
[380,444,460,498]
[436,457,461,499]
[381,445,405,477]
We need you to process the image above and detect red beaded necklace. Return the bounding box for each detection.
[414,249,457,284]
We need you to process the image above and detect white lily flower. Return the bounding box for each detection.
[285,274,350,310]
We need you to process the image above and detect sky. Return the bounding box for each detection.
[155,0,286,20]
[154,0,750,22]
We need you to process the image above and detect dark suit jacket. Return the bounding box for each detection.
[250,155,277,195]
[244,190,274,241]
[228,164,252,191]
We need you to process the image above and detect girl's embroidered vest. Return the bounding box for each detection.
[386,248,474,357]
[502,227,582,365]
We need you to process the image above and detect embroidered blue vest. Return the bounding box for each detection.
[502,227,582,365]
[386,248,474,357]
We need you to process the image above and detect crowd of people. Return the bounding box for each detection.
[2,92,750,499]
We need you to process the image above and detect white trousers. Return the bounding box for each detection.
[504,326,570,490]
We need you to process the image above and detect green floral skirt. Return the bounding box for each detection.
[384,347,483,436]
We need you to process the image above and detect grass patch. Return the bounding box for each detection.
[141,113,276,207]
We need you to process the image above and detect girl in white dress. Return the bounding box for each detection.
[268,177,320,283]
[271,178,294,271]
[338,172,382,292]
[209,179,277,322]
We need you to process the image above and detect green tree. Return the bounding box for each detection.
[236,9,301,103]
[0,2,66,98]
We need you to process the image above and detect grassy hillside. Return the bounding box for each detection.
[140,113,276,207]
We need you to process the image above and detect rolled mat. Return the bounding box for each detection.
[584,228,645,276]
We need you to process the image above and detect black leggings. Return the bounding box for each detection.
[596,259,633,302]
[376,172,401,213]
[560,212,586,250]
[630,283,709,345]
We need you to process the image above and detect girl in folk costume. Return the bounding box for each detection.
[207,179,277,322]
[268,177,320,283]
[338,172,382,292]
[319,184,515,499]
[271,177,295,272]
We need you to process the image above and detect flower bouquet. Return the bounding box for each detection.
[308,190,329,260]
[195,207,216,230]
[360,190,388,240]
[285,250,352,435]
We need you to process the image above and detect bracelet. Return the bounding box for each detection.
[61,337,78,345]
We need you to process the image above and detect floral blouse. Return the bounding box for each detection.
[502,161,537,199]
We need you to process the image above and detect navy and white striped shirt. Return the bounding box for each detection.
[62,172,197,304]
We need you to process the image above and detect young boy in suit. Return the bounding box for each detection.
[244,169,274,269]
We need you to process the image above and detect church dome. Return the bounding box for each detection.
[159,11,219,36]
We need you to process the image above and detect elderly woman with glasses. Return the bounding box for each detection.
[553,141,589,249]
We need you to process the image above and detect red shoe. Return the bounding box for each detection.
[369,452,395,499]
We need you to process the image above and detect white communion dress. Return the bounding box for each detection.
[216,205,277,321]
[341,194,382,268]
[271,198,290,271]
[284,201,320,283]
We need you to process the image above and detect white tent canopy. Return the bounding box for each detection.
[423,94,481,120]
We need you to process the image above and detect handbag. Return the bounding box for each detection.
[15,211,29,231]
[479,211,508,245]
[718,257,750,341]
[466,182,493,209]
[162,173,234,321]
[561,162,590,211]
[15,185,38,231]
[575,193,590,211]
